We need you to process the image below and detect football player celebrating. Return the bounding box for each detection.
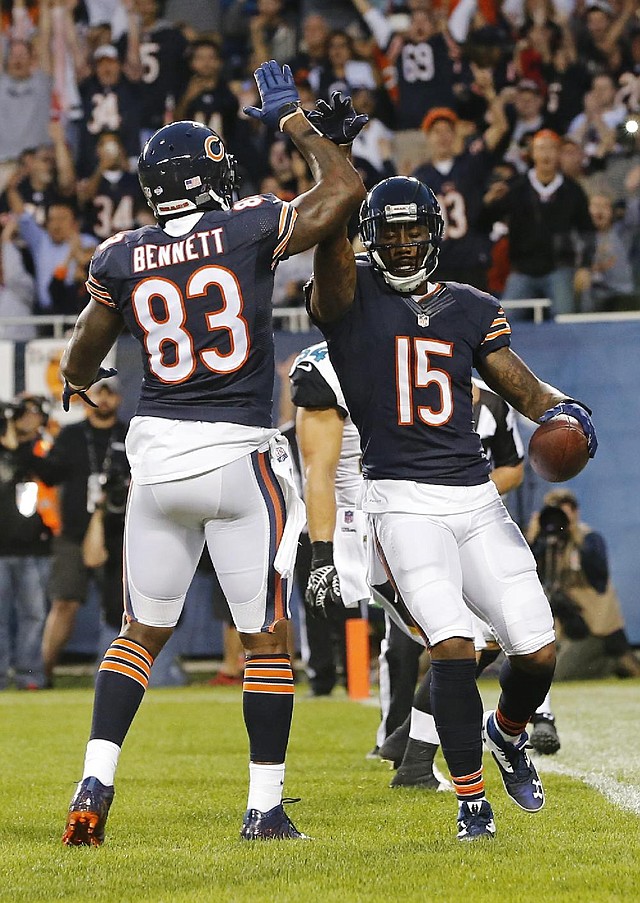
[307,172,597,841]
[60,61,366,846]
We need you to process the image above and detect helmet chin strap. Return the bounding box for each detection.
[380,267,428,292]
[371,249,435,292]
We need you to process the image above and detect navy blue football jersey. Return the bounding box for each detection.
[393,34,464,130]
[86,194,297,427]
[77,76,142,178]
[117,24,189,131]
[82,172,143,240]
[413,146,493,273]
[309,256,512,485]
[183,84,239,146]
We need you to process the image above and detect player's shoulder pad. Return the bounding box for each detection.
[290,342,347,413]
[90,226,151,278]
[444,281,502,311]
[230,192,283,212]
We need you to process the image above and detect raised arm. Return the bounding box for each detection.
[284,113,365,255]
[243,62,366,257]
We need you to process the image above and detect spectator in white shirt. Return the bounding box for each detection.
[0,214,36,341]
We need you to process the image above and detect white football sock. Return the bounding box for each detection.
[247,762,285,812]
[493,715,523,744]
[82,739,121,786]
[409,708,440,745]
[535,692,552,716]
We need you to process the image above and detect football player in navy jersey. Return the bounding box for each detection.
[307,172,597,841]
[59,62,366,847]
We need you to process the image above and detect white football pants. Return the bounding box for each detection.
[123,449,292,633]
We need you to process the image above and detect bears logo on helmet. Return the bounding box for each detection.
[138,121,238,221]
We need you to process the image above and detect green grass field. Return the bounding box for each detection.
[1,678,638,903]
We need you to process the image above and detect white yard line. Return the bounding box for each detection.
[536,759,640,816]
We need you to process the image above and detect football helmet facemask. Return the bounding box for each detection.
[138,121,238,221]
[358,176,444,292]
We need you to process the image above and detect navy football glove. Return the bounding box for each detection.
[243,60,301,131]
[305,541,342,618]
[305,91,369,146]
[538,400,598,458]
[62,367,118,412]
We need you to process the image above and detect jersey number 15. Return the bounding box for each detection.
[396,337,453,427]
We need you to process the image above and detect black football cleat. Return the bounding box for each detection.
[378,721,411,768]
[530,713,561,755]
[240,798,309,840]
[62,777,115,847]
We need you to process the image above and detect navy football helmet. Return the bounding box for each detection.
[358,176,444,292]
[138,121,237,221]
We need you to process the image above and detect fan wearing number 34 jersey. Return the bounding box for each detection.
[307,175,598,841]
[58,74,366,848]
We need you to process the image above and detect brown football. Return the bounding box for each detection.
[528,414,590,483]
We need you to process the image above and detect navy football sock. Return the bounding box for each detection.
[243,654,294,763]
[90,638,153,746]
[497,656,554,734]
[413,668,432,714]
[430,658,483,788]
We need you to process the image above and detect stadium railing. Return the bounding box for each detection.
[0,299,554,336]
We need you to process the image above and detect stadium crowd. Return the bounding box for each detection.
[0,0,640,334]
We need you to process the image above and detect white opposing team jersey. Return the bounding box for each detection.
[290,342,362,509]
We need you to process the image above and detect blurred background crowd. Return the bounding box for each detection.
[0,0,640,334]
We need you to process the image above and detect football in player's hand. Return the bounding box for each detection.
[529,415,590,483]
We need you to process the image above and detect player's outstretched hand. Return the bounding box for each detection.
[243,60,300,131]
[62,367,118,412]
[306,91,369,146]
[305,541,342,618]
[539,400,598,458]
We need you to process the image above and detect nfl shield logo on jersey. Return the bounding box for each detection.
[345,510,354,524]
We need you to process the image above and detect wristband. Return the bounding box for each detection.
[278,103,303,131]
[310,540,334,568]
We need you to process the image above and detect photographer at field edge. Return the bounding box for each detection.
[0,394,55,689]
[17,377,128,686]
[528,489,640,680]
[22,376,187,687]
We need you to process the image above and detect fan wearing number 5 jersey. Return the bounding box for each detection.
[307,175,598,842]
[59,65,366,848]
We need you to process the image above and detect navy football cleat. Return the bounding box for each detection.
[62,777,115,846]
[457,799,496,841]
[240,799,309,840]
[482,711,545,812]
